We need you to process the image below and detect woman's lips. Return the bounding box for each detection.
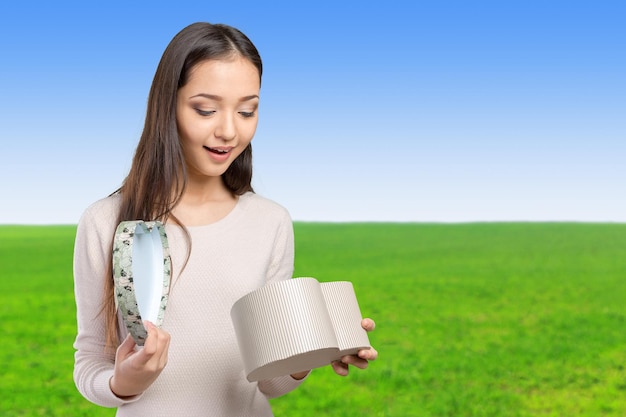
[204,146,232,162]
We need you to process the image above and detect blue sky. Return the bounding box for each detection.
[1,1,624,224]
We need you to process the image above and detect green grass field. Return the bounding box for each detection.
[1,223,625,416]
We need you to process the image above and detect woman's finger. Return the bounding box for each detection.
[331,360,349,376]
[116,334,137,361]
[157,330,171,368]
[138,321,158,359]
[341,354,369,370]
[136,321,170,366]
[361,318,376,332]
[358,347,378,361]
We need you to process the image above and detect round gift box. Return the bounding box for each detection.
[231,277,371,381]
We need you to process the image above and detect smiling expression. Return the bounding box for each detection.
[176,56,260,183]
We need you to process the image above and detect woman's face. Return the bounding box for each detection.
[176,56,260,181]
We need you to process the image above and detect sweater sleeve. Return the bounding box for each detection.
[257,208,310,398]
[72,200,142,408]
[264,207,295,286]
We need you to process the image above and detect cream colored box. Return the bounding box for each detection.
[230,277,371,381]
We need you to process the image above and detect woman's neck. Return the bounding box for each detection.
[171,176,238,226]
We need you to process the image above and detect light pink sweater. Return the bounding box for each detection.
[73,192,305,416]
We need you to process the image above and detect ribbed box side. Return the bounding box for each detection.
[320,281,371,356]
[231,278,338,376]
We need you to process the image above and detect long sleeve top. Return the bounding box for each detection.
[73,192,305,416]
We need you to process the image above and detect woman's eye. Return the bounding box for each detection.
[239,111,255,118]
[195,109,215,116]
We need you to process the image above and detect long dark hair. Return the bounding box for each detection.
[103,22,263,348]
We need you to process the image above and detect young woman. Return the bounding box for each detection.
[73,22,377,416]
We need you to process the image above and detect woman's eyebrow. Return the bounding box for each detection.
[189,93,259,102]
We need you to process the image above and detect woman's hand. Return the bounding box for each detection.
[331,318,378,376]
[109,321,171,398]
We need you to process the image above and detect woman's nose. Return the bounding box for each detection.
[215,112,236,141]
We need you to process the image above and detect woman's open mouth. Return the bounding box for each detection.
[204,146,233,162]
